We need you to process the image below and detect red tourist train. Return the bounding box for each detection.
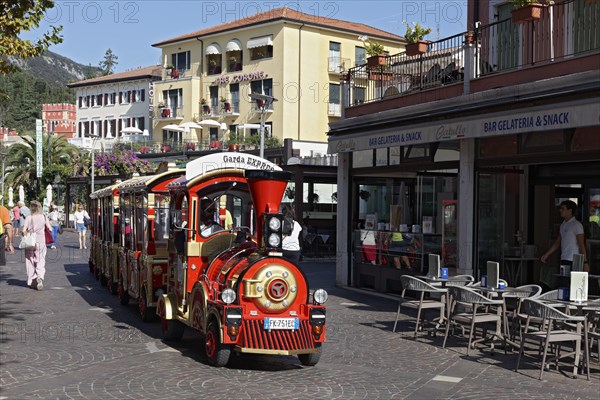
[89,152,327,366]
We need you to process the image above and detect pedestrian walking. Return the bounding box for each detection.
[12,203,20,237]
[541,200,589,275]
[47,204,61,249]
[21,200,52,290]
[19,201,30,228]
[74,204,90,249]
[0,201,14,257]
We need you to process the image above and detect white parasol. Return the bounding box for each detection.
[46,184,53,205]
[120,126,143,135]
[197,119,222,128]
[8,187,14,207]
[163,124,185,132]
[19,185,24,202]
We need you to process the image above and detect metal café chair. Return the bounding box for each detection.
[442,286,506,356]
[503,284,542,340]
[516,298,590,380]
[393,275,447,337]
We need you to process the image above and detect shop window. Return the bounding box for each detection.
[518,130,571,153]
[227,50,243,72]
[207,54,222,75]
[250,45,273,60]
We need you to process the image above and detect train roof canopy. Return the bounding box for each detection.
[185,152,281,181]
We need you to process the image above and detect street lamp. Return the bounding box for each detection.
[249,93,277,159]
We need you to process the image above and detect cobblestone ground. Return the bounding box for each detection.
[1,231,599,399]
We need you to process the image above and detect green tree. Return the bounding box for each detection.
[99,49,118,76]
[4,132,79,200]
[0,1,63,75]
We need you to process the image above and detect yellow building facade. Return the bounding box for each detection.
[152,7,404,148]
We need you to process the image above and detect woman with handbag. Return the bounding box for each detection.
[74,204,90,250]
[21,200,52,290]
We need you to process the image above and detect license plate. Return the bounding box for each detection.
[263,318,299,330]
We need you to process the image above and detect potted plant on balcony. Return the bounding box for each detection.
[510,0,545,24]
[220,96,231,112]
[404,22,431,56]
[360,36,387,68]
[200,98,210,114]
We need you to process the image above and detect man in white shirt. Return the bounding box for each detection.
[541,200,588,272]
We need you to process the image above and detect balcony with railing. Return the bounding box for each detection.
[154,106,184,120]
[344,0,599,117]
[161,63,200,81]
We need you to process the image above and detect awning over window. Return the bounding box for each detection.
[226,39,242,52]
[247,35,273,49]
[205,43,222,55]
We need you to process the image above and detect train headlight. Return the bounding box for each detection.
[267,233,281,247]
[221,288,236,304]
[268,216,281,231]
[313,288,328,305]
[263,213,284,250]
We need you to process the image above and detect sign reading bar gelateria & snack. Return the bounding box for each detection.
[328,100,599,153]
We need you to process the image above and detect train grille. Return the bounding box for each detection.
[242,319,315,350]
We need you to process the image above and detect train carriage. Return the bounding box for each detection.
[89,183,121,293]
[157,152,328,367]
[116,169,184,321]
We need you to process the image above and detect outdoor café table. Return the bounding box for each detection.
[544,297,600,316]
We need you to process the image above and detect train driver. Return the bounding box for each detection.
[199,197,224,238]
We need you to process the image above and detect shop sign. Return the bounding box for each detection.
[213,71,267,86]
[185,151,281,180]
[329,101,599,153]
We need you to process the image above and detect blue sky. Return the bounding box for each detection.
[27,1,467,71]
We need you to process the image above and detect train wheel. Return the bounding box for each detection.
[118,277,129,306]
[139,288,156,322]
[162,318,184,342]
[298,344,322,366]
[205,321,231,367]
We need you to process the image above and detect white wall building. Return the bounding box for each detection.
[67,66,161,150]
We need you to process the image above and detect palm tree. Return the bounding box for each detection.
[4,133,79,200]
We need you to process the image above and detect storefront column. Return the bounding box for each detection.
[458,139,475,276]
[336,152,351,287]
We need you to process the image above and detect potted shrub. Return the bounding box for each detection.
[510,0,545,24]
[362,38,387,68]
[404,22,431,56]
[220,96,231,112]
[201,98,210,114]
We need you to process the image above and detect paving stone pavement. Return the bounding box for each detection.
[1,231,599,399]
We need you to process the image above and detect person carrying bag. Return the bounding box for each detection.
[21,200,52,290]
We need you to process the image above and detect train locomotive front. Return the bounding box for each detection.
[158,166,327,367]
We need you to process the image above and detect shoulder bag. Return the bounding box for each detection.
[20,232,37,249]
[45,226,53,245]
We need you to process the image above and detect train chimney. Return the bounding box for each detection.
[245,170,291,249]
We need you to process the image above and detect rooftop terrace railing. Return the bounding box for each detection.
[345,0,598,106]
[476,0,598,76]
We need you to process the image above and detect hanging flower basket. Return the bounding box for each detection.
[405,40,428,57]
[511,3,544,24]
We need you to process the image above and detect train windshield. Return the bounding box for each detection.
[154,194,170,242]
